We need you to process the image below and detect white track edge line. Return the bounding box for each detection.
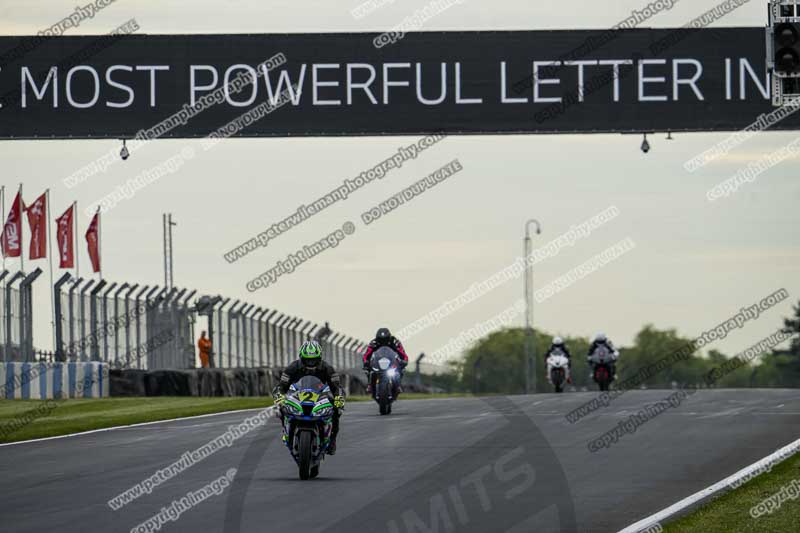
[617,436,800,533]
[0,405,277,448]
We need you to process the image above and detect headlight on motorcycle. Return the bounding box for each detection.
[314,406,333,417]
[283,400,302,415]
[387,368,397,377]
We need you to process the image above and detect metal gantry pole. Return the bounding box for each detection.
[524,219,541,395]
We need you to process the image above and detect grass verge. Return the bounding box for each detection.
[0,393,468,444]
[0,397,273,444]
[663,451,800,532]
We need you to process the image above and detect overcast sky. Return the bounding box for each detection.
[2,0,798,367]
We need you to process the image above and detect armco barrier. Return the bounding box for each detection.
[109,368,370,397]
[1,362,109,399]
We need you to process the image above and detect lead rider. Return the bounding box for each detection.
[273,340,345,455]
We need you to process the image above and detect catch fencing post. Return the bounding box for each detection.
[195,294,221,369]
[268,312,284,367]
[179,289,195,368]
[20,269,43,362]
[254,308,267,367]
[277,315,292,366]
[330,333,342,369]
[415,353,426,387]
[170,289,186,368]
[0,270,8,352]
[112,283,129,366]
[67,278,83,360]
[241,304,255,367]
[101,282,118,363]
[141,286,160,369]
[214,298,230,368]
[289,317,301,359]
[122,284,138,367]
[53,272,71,362]
[89,281,107,362]
[227,300,241,369]
[4,272,23,363]
[264,311,279,366]
[79,280,96,362]
[133,285,150,369]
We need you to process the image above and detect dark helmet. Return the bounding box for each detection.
[375,327,392,345]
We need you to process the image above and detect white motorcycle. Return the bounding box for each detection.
[546,349,571,393]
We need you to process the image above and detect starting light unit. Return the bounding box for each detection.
[768,1,800,106]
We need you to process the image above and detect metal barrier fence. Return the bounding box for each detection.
[43,274,368,371]
[1,268,43,363]
[202,298,366,372]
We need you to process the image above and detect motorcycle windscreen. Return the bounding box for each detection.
[589,346,610,364]
[371,346,399,370]
[293,376,327,393]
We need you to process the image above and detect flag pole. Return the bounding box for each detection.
[19,183,23,274]
[97,206,102,280]
[73,201,79,279]
[46,189,56,352]
[1,185,5,275]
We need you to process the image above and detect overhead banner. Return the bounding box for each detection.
[0,28,795,139]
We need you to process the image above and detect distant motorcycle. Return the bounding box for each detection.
[588,345,618,392]
[546,349,570,393]
[368,346,402,415]
[278,376,336,480]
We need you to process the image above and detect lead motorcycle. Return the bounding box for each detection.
[368,346,402,415]
[588,345,618,392]
[278,375,336,480]
[546,348,570,393]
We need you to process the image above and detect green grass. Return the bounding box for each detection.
[0,397,273,444]
[664,452,800,532]
[0,393,468,444]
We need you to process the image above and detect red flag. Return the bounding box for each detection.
[25,192,47,260]
[85,210,100,273]
[1,191,23,258]
[55,205,74,268]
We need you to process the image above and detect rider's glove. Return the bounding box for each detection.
[273,392,286,406]
[333,395,345,409]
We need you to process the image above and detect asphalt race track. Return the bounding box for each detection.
[1,390,799,533]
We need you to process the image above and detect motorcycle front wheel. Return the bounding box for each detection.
[298,431,313,480]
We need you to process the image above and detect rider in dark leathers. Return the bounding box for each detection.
[274,340,345,455]
[361,327,409,393]
[586,332,618,382]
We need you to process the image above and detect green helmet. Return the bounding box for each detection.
[299,340,322,367]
